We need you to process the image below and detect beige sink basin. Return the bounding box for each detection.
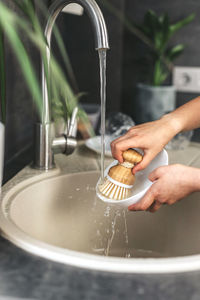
[1,169,200,273]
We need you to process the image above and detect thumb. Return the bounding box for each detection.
[133,151,155,174]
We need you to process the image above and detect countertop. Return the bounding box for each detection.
[1,142,200,300]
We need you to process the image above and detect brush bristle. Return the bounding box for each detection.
[98,179,131,200]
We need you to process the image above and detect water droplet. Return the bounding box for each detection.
[96,230,101,236]
[104,206,111,217]
[125,253,131,258]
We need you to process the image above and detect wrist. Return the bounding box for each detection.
[192,168,200,192]
[160,112,184,136]
[184,166,200,192]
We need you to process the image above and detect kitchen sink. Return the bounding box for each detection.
[1,169,200,273]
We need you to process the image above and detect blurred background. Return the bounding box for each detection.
[2,0,200,182]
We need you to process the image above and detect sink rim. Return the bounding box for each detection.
[1,171,200,274]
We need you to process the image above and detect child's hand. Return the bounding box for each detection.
[111,115,180,173]
[128,164,200,212]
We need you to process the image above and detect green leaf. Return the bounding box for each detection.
[144,10,159,39]
[166,44,185,62]
[169,13,195,37]
[142,11,171,53]
[0,3,43,117]
[160,13,170,51]
[0,1,80,124]
[153,60,168,86]
[0,26,6,123]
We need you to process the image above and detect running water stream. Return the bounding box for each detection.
[98,49,130,257]
[98,49,130,256]
[98,49,107,183]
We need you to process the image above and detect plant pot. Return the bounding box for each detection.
[0,122,4,186]
[134,83,176,123]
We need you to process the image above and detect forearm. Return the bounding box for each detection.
[162,96,200,133]
[186,166,200,192]
[111,96,200,170]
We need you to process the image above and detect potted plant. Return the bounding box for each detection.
[133,10,195,123]
[99,1,195,123]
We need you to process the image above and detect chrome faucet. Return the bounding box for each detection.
[34,0,109,170]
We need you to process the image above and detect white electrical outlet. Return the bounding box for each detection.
[173,66,200,93]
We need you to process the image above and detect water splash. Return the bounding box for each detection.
[104,209,121,256]
[104,206,111,217]
[123,209,129,245]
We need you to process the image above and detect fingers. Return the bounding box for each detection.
[111,136,140,163]
[147,201,162,213]
[128,166,176,213]
[132,150,155,174]
[148,169,159,182]
[128,188,162,213]
[110,129,134,148]
[110,136,127,163]
[128,188,155,211]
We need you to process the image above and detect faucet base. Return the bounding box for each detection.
[33,123,55,170]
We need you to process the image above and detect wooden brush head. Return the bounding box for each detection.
[108,165,135,185]
[108,149,143,186]
[122,149,143,164]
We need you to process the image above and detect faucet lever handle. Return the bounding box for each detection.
[66,106,78,137]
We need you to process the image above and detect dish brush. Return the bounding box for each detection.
[98,149,143,200]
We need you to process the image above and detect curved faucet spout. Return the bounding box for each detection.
[42,0,109,124]
[34,0,109,170]
[46,0,109,51]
